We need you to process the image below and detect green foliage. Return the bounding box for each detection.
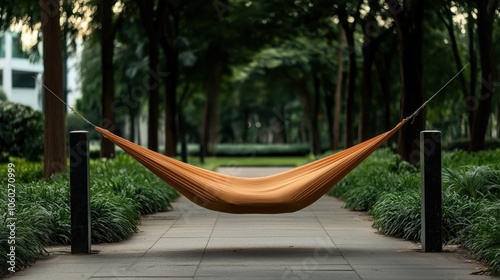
[90,192,139,243]
[443,166,500,200]
[441,189,481,243]
[0,101,44,161]
[0,157,43,183]
[20,179,71,244]
[445,138,500,151]
[66,113,96,139]
[329,148,500,275]
[327,148,419,211]
[371,190,421,240]
[0,205,50,275]
[458,201,500,275]
[443,149,500,169]
[0,154,178,276]
[188,143,316,157]
[0,89,6,101]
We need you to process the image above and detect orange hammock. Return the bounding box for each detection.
[95,119,407,214]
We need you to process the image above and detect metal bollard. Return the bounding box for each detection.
[420,130,442,252]
[70,131,91,254]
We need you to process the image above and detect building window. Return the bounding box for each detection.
[0,34,4,58]
[0,70,3,85]
[12,71,37,88]
[11,33,29,59]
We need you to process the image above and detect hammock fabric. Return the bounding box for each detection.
[95,119,407,214]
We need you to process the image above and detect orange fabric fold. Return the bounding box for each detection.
[95,119,407,214]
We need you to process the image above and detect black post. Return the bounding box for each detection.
[420,130,442,252]
[70,131,91,254]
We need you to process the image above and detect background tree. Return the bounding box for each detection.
[40,0,66,177]
[136,0,164,152]
[2,0,494,166]
[469,0,499,151]
[336,1,362,148]
[385,0,425,164]
[99,0,121,158]
[358,1,394,141]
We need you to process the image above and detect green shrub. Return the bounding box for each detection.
[441,189,481,243]
[443,149,500,169]
[328,148,419,211]
[188,143,317,157]
[0,205,51,275]
[0,154,178,275]
[328,148,500,275]
[371,190,421,240]
[109,178,175,215]
[92,154,178,215]
[443,166,500,200]
[458,201,500,275]
[90,192,140,243]
[21,180,71,244]
[0,158,43,183]
[0,101,44,161]
[0,89,6,101]
[445,138,500,151]
[328,148,399,199]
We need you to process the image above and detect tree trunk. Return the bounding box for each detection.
[469,0,497,152]
[164,49,178,156]
[242,107,249,142]
[439,7,472,136]
[467,7,477,137]
[338,10,357,148]
[333,30,345,150]
[358,38,377,142]
[41,0,67,177]
[280,106,288,144]
[137,0,160,151]
[376,37,396,136]
[159,5,180,157]
[389,0,425,164]
[179,107,187,162]
[62,53,68,113]
[311,71,322,155]
[147,36,160,151]
[128,85,139,142]
[202,44,224,156]
[324,83,334,151]
[359,18,392,141]
[497,100,500,139]
[100,0,115,158]
[178,81,191,163]
[129,110,136,142]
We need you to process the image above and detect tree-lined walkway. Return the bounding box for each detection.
[10,167,497,279]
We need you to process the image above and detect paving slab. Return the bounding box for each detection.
[5,167,499,280]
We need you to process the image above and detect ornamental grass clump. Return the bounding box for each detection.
[90,191,140,243]
[443,166,500,200]
[330,149,500,276]
[371,190,421,240]
[0,154,178,276]
[0,205,51,274]
[92,154,178,215]
[457,201,500,275]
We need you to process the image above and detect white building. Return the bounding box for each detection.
[0,31,43,110]
[0,31,81,111]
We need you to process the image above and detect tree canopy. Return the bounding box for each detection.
[2,0,499,167]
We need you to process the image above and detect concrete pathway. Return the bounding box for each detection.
[7,167,498,280]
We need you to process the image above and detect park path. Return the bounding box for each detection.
[8,167,498,280]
